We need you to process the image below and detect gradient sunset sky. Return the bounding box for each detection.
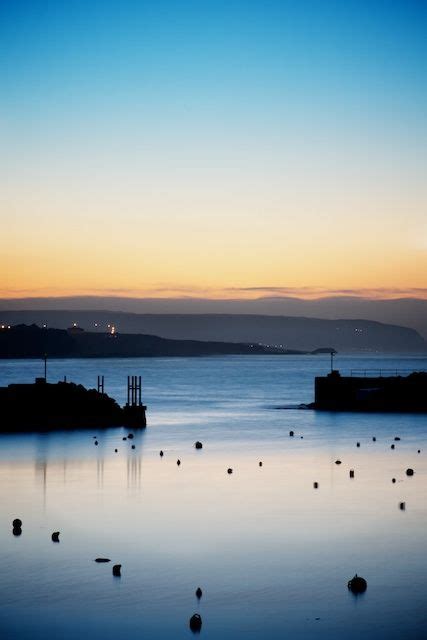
[1,0,426,300]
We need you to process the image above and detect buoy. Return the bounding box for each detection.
[189,614,202,632]
[418,450,421,454]
[94,558,111,563]
[349,470,354,478]
[399,502,406,510]
[112,564,121,577]
[289,430,294,437]
[194,441,203,449]
[335,460,342,465]
[94,440,98,446]
[313,482,318,489]
[348,574,367,594]
[392,478,396,483]
[131,444,135,449]
[51,531,60,542]
[394,437,401,441]
[114,449,118,453]
[406,468,414,476]
[227,468,233,474]
[195,587,203,599]
[12,527,22,536]
[122,437,127,441]
[160,450,164,457]
[372,437,376,441]
[356,442,360,447]
[391,444,395,450]
[128,433,134,439]
[259,461,263,467]
[12,519,22,528]
[177,459,181,466]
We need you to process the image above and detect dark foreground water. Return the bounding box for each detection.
[0,354,427,639]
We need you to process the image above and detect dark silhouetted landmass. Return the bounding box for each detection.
[0,311,424,352]
[1,294,426,339]
[0,324,311,359]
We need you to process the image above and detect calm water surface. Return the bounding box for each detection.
[0,354,427,639]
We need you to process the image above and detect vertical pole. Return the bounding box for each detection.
[102,376,104,393]
[44,353,47,381]
[330,351,333,373]
[127,376,130,405]
[139,376,142,405]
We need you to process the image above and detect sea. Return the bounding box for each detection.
[0,353,426,640]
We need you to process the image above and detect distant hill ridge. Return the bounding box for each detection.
[0,311,425,352]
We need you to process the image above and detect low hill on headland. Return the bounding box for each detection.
[0,324,314,359]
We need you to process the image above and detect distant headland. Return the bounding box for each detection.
[0,324,334,359]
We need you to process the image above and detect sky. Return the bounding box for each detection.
[1,0,426,300]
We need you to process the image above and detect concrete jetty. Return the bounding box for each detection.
[314,370,427,412]
[0,375,147,431]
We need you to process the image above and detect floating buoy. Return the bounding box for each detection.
[94,558,111,563]
[195,587,203,599]
[128,433,134,439]
[51,531,60,542]
[335,460,342,465]
[394,437,401,441]
[115,449,118,453]
[131,444,135,449]
[259,461,263,467]
[160,450,164,457]
[12,519,22,528]
[227,468,233,474]
[12,527,22,536]
[94,441,98,446]
[177,459,181,466]
[418,450,421,454]
[349,470,354,478]
[194,441,203,449]
[372,437,376,442]
[313,482,318,489]
[392,478,396,483]
[399,502,406,510]
[348,574,367,594]
[189,614,202,632]
[122,437,127,441]
[391,444,395,450]
[112,564,121,577]
[356,442,360,447]
[289,431,294,437]
[406,468,414,476]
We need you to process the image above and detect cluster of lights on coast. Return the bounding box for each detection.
[0,322,118,335]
